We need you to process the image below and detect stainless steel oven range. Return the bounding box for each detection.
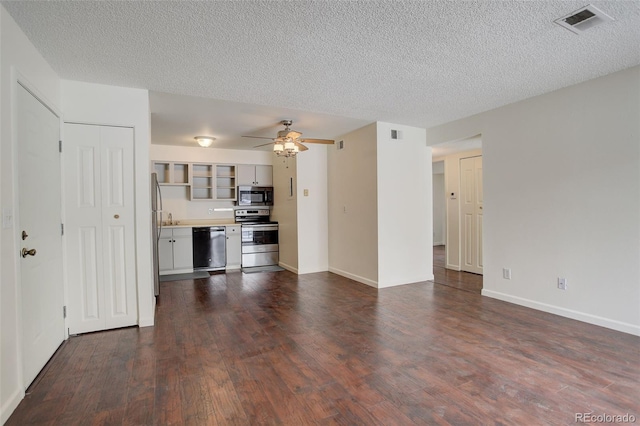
[234,209,279,268]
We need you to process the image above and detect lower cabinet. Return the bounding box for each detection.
[226,226,241,270]
[159,228,194,274]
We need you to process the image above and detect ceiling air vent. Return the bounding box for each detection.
[554,5,614,34]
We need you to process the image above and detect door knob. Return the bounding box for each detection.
[21,248,37,258]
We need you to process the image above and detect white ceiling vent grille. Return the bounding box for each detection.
[554,5,614,34]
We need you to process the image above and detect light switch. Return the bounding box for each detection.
[303,189,309,196]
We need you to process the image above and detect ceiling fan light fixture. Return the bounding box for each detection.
[195,136,215,147]
[286,130,302,139]
[243,119,333,158]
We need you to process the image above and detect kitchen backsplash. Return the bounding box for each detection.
[160,186,237,221]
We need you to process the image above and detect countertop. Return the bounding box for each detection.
[161,219,238,228]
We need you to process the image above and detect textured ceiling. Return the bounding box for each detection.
[3,1,640,149]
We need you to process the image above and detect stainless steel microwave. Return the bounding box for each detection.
[237,186,274,206]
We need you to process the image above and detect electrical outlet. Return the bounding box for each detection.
[557,277,567,290]
[208,208,213,215]
[502,268,512,280]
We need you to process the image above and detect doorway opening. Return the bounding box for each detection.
[431,135,483,293]
[432,245,483,293]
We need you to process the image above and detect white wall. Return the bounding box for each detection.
[296,144,329,274]
[376,122,432,288]
[327,122,432,288]
[328,123,379,286]
[443,149,483,270]
[60,80,155,328]
[426,66,640,335]
[432,167,446,246]
[150,143,273,164]
[272,156,298,272]
[270,144,328,275]
[150,144,272,221]
[1,5,61,422]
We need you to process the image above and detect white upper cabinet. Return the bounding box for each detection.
[238,164,273,186]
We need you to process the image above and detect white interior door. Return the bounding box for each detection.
[17,84,65,386]
[460,156,483,274]
[64,123,137,334]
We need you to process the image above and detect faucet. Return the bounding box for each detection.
[167,213,173,225]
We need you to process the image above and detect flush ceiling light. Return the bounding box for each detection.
[194,136,216,147]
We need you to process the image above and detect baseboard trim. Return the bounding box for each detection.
[482,289,640,336]
[378,276,435,289]
[297,267,330,275]
[279,262,298,274]
[328,267,378,288]
[1,388,24,425]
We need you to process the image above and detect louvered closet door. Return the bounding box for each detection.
[65,123,137,334]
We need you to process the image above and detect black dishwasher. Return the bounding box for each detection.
[192,227,226,270]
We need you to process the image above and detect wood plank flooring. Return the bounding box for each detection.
[7,270,639,425]
[431,245,483,294]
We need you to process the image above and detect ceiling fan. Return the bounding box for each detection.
[242,120,334,156]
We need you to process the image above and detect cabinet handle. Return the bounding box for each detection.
[114,214,120,219]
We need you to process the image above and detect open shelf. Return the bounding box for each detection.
[215,164,236,201]
[153,161,189,185]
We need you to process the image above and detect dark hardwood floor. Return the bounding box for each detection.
[431,245,483,294]
[8,269,639,425]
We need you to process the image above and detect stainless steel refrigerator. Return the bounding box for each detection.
[151,173,163,296]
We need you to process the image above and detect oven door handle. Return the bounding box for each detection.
[243,225,278,232]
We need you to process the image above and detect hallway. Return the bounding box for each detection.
[431,245,483,294]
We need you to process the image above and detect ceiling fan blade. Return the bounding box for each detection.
[300,138,335,144]
[253,142,275,148]
[242,135,274,140]
[295,141,309,151]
